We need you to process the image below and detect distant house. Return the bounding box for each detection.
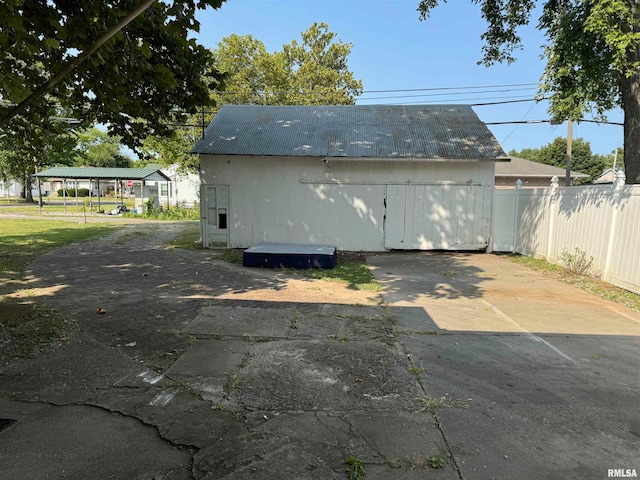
[593,168,625,184]
[0,179,51,198]
[162,165,200,207]
[495,156,589,188]
[0,180,22,198]
[35,166,171,212]
[192,104,508,251]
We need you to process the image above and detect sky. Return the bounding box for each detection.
[193,0,624,157]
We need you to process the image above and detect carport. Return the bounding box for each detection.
[34,166,171,215]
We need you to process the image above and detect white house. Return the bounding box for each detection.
[0,180,21,198]
[137,164,199,208]
[192,104,507,251]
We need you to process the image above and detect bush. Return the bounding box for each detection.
[56,188,90,197]
[559,247,593,276]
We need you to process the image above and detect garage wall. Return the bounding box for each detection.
[200,155,494,251]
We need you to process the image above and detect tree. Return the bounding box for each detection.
[213,22,363,106]
[143,22,363,172]
[0,0,226,159]
[0,125,76,202]
[418,0,640,184]
[509,136,614,183]
[75,128,132,168]
[141,130,201,173]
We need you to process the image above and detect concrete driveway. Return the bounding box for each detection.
[368,252,640,479]
[1,223,638,480]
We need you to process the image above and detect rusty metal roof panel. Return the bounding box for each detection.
[192,105,505,160]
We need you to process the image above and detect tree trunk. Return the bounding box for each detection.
[24,171,34,203]
[621,18,640,184]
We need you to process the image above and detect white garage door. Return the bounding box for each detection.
[384,184,492,250]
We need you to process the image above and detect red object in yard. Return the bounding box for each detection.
[126,180,133,188]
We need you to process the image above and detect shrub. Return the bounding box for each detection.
[56,188,90,197]
[559,247,593,276]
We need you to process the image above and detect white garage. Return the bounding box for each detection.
[192,104,506,251]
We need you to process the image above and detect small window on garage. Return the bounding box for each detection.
[218,208,227,229]
[160,183,169,196]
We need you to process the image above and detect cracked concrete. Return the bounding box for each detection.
[1,224,639,479]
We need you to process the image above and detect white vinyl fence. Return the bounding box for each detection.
[491,174,640,295]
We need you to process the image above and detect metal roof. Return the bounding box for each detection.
[495,156,589,179]
[34,167,171,182]
[191,104,506,160]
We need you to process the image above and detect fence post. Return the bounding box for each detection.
[512,179,522,253]
[603,170,626,281]
[546,176,560,260]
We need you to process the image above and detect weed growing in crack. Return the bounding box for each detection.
[417,394,471,414]
[345,456,366,480]
[379,304,396,323]
[289,310,302,329]
[387,458,402,468]
[428,455,446,469]
[408,364,425,379]
[224,374,243,393]
[231,411,244,422]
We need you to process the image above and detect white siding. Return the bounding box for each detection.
[200,155,495,251]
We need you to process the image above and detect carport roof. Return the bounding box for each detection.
[34,167,170,182]
[191,104,508,161]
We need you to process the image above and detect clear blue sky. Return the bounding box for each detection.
[194,0,623,157]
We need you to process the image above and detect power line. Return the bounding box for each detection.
[358,86,538,101]
[372,95,543,106]
[214,82,541,97]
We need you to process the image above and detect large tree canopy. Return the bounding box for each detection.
[0,0,226,155]
[143,22,363,172]
[213,22,364,106]
[418,0,640,184]
[74,128,132,168]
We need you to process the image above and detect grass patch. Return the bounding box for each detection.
[165,222,201,250]
[0,198,135,216]
[284,252,380,292]
[345,456,366,480]
[218,248,243,264]
[417,394,471,414]
[0,219,118,364]
[0,302,75,359]
[508,254,640,312]
[0,219,118,296]
[216,249,381,292]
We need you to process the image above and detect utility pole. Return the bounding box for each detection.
[565,119,573,187]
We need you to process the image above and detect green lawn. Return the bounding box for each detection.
[0,219,118,295]
[0,219,120,360]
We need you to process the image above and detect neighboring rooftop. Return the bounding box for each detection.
[34,167,170,182]
[192,104,507,160]
[496,156,589,180]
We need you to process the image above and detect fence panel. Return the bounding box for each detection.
[492,182,640,295]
